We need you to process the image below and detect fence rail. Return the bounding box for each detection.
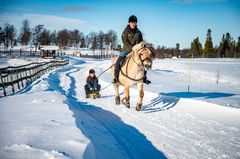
[0,49,118,58]
[0,60,69,96]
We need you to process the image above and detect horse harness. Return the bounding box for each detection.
[120,47,152,82]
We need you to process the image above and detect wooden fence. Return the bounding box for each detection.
[0,60,69,96]
[0,49,65,57]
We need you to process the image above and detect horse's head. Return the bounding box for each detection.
[132,42,155,71]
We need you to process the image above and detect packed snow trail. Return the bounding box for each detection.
[46,57,167,159]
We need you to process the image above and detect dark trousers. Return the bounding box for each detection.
[114,56,126,79]
[84,84,101,95]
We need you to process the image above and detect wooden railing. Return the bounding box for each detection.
[0,60,69,96]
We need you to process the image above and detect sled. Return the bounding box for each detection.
[89,93,101,99]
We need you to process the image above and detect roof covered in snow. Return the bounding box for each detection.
[39,45,59,51]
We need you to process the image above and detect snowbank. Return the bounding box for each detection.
[0,77,95,159]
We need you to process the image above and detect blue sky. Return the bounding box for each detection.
[0,0,239,48]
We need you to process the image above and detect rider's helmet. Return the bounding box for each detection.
[128,15,137,23]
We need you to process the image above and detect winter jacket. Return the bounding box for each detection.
[86,76,99,89]
[122,25,143,53]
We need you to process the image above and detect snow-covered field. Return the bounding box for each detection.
[0,57,240,159]
[0,57,54,68]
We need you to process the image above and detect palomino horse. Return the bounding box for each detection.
[111,42,154,111]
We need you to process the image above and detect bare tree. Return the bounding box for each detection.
[39,29,52,45]
[0,27,5,46]
[79,32,86,48]
[51,30,57,45]
[85,35,90,48]
[3,23,16,50]
[98,31,105,58]
[57,29,69,49]
[32,24,44,53]
[87,32,98,55]
[19,19,31,46]
[69,29,80,48]
[106,30,117,49]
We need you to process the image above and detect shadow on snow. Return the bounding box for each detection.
[161,92,235,99]
[142,91,236,113]
[142,93,180,113]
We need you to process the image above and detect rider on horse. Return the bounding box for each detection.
[112,15,151,84]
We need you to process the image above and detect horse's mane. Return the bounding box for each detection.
[132,41,156,58]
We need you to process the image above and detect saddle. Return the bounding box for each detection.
[119,52,133,68]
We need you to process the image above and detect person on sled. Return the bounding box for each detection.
[112,15,151,84]
[85,69,101,98]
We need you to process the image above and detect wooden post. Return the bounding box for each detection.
[19,70,24,87]
[32,66,35,81]
[10,72,15,94]
[29,68,33,82]
[15,70,21,89]
[0,74,7,96]
[24,68,28,85]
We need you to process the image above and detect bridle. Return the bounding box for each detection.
[132,47,153,67]
[120,47,153,82]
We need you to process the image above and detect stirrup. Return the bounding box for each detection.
[143,79,151,85]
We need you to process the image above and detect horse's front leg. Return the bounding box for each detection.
[122,86,130,108]
[113,83,120,105]
[136,82,144,111]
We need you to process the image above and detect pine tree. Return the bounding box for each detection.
[226,33,235,57]
[189,37,203,58]
[219,33,234,58]
[174,43,180,57]
[236,37,240,58]
[203,29,215,58]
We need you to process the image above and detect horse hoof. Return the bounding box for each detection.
[115,96,120,105]
[121,98,130,108]
[136,103,142,111]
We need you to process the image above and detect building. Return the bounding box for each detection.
[39,45,60,58]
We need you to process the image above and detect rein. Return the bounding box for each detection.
[120,47,152,82]
[97,47,152,83]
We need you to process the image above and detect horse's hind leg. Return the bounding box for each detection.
[122,86,130,108]
[136,82,144,111]
[113,83,120,105]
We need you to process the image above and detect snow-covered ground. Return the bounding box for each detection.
[0,57,240,159]
[0,57,54,68]
[144,58,240,108]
